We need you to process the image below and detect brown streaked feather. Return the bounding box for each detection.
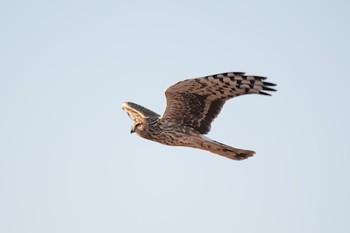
[162,72,276,134]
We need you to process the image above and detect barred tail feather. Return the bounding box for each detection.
[202,137,255,160]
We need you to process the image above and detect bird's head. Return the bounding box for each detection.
[130,121,145,134]
[122,102,160,137]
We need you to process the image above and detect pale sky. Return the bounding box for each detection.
[1,0,350,232]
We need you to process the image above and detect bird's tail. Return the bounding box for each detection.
[201,137,255,160]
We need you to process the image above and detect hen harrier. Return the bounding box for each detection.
[122,71,276,160]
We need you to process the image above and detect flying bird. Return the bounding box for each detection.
[122,71,276,160]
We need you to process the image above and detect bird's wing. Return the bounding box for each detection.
[122,102,160,122]
[162,72,276,134]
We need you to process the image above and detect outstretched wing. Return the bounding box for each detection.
[162,72,276,134]
[122,102,160,122]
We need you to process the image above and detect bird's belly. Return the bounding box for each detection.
[146,127,201,147]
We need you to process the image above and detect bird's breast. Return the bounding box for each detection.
[144,120,200,147]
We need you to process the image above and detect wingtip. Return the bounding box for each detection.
[254,75,267,80]
[263,86,277,92]
[121,102,132,110]
[259,91,272,96]
[263,81,277,87]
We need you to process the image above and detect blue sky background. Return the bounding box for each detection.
[1,0,350,232]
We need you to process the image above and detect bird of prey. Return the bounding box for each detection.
[122,71,276,160]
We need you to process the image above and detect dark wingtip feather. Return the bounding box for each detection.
[259,91,272,96]
[254,76,267,80]
[232,72,245,75]
[263,81,277,86]
[263,86,277,92]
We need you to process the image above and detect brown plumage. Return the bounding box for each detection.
[122,71,276,160]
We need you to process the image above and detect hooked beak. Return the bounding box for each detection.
[130,125,135,134]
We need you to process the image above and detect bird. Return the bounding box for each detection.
[122,71,276,160]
